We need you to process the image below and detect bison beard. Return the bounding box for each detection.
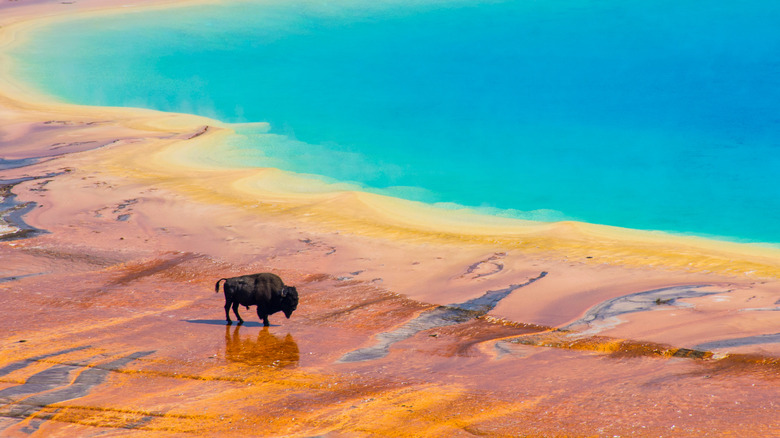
[215,273,299,326]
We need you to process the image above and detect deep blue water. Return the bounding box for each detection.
[10,0,780,244]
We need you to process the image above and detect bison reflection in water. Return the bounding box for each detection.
[224,326,299,368]
[215,272,299,326]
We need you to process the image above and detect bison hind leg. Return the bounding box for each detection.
[224,301,233,325]
[231,301,244,325]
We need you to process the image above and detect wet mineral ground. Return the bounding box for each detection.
[1,236,778,436]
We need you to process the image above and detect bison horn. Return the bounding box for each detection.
[281,287,288,297]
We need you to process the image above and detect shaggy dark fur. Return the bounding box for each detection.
[215,273,299,326]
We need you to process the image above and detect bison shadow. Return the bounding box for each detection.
[183,319,279,327]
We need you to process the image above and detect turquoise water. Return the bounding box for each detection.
[10,0,780,244]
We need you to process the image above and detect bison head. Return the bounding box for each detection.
[281,286,299,319]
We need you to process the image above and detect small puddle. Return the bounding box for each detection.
[0,158,42,171]
[0,174,62,241]
[0,350,154,433]
[0,273,45,284]
[339,272,547,363]
[0,346,91,378]
[694,333,780,351]
[561,285,728,336]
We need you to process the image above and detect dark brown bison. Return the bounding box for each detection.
[215,273,299,326]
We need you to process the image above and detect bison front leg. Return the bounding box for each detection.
[257,308,270,327]
[232,302,244,325]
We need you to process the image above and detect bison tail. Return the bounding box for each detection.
[215,278,228,293]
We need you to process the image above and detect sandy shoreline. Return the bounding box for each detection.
[1,1,778,436]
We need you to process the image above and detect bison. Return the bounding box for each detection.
[215,273,299,326]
